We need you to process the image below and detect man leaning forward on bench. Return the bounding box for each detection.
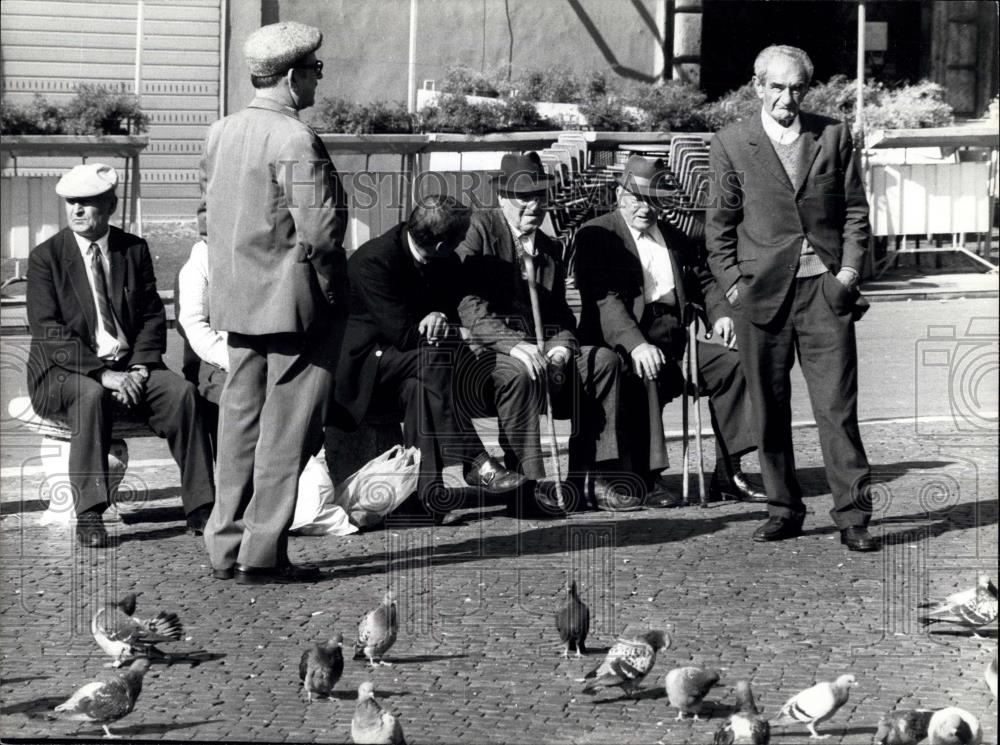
[25,163,215,548]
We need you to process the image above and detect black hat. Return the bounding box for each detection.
[491,152,555,197]
[618,155,677,199]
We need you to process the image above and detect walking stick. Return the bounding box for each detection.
[681,341,690,505]
[688,319,707,507]
[522,252,565,510]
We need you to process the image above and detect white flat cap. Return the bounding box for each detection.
[55,163,118,198]
[244,21,322,77]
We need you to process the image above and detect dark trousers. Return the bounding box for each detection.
[31,367,215,516]
[459,345,623,481]
[734,275,870,529]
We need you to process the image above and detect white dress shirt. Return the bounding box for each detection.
[177,240,229,370]
[72,230,129,361]
[628,222,676,304]
[760,109,802,145]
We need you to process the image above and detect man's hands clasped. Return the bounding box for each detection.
[101,365,149,407]
[511,342,572,384]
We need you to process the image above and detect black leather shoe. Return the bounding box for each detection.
[234,562,321,585]
[211,566,234,580]
[840,526,880,552]
[709,468,768,503]
[465,453,528,494]
[589,476,643,512]
[647,475,682,508]
[752,516,804,542]
[186,504,213,536]
[75,511,110,549]
[506,481,568,519]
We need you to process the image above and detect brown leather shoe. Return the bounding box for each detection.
[75,511,111,549]
[589,477,643,512]
[840,526,880,552]
[752,516,804,542]
[465,453,528,494]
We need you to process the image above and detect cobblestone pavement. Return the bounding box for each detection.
[1,421,997,744]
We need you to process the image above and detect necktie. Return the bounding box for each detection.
[88,243,118,338]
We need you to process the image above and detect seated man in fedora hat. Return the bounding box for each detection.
[574,155,766,506]
[456,152,642,516]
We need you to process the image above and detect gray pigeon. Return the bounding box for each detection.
[919,574,998,637]
[554,580,589,657]
[578,629,670,698]
[771,673,856,739]
[664,666,721,720]
[986,650,997,699]
[714,680,770,745]
[91,592,183,668]
[927,707,981,745]
[53,658,150,738]
[299,633,344,701]
[351,681,406,745]
[354,591,398,667]
[873,709,934,745]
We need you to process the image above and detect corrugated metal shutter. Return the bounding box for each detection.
[0,0,221,221]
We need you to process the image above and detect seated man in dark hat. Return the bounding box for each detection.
[456,152,641,516]
[334,194,526,524]
[574,155,766,505]
[26,163,215,548]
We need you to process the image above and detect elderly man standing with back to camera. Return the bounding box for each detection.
[200,21,348,584]
[705,45,878,552]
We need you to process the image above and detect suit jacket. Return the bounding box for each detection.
[456,209,578,356]
[704,111,871,325]
[574,209,726,355]
[26,226,166,396]
[200,97,348,335]
[334,223,464,427]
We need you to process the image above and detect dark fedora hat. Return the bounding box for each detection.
[618,155,677,199]
[491,152,555,196]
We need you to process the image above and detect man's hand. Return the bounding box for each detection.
[545,345,572,388]
[711,317,737,349]
[630,342,665,380]
[418,311,449,345]
[101,370,145,407]
[835,267,860,291]
[510,342,547,381]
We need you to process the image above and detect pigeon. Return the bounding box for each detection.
[299,633,344,702]
[714,680,770,745]
[927,707,982,745]
[771,673,856,739]
[986,650,997,698]
[91,592,184,668]
[351,681,406,745]
[555,580,589,657]
[919,574,998,637]
[578,629,670,698]
[873,709,934,745]
[53,658,150,738]
[664,666,721,720]
[354,591,398,667]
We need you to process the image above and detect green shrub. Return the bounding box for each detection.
[61,84,148,135]
[0,94,64,134]
[626,81,707,131]
[310,97,414,134]
[578,96,640,132]
[440,65,505,97]
[417,93,554,134]
[862,79,953,130]
[699,82,760,130]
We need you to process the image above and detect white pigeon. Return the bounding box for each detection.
[919,574,998,637]
[664,666,721,720]
[354,591,398,667]
[54,658,150,738]
[927,707,982,745]
[771,673,856,739]
[714,681,770,745]
[91,593,183,668]
[351,681,406,745]
[986,651,997,699]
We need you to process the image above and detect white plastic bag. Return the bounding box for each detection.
[336,445,420,529]
[291,452,358,536]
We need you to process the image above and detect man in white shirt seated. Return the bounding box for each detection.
[574,155,766,506]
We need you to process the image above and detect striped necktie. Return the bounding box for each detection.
[88,242,119,338]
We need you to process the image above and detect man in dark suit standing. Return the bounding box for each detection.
[334,195,526,523]
[26,163,215,548]
[705,45,877,552]
[574,155,764,506]
[457,153,640,516]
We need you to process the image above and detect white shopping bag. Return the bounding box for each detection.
[335,445,420,529]
[290,452,358,536]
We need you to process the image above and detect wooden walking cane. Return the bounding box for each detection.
[688,319,707,507]
[522,252,566,510]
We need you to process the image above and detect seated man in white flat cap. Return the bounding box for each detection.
[26,163,216,549]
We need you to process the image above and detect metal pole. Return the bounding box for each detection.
[134,0,144,102]
[856,0,865,138]
[407,0,418,113]
[219,0,228,119]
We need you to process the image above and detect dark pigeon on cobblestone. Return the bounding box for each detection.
[578,629,670,698]
[714,681,770,745]
[299,632,344,701]
[771,673,856,740]
[927,707,982,745]
[53,658,150,739]
[351,681,406,744]
[555,580,589,658]
[91,592,184,668]
[919,574,998,638]
[354,591,398,667]
[664,666,721,720]
[873,709,934,745]
[986,650,997,698]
